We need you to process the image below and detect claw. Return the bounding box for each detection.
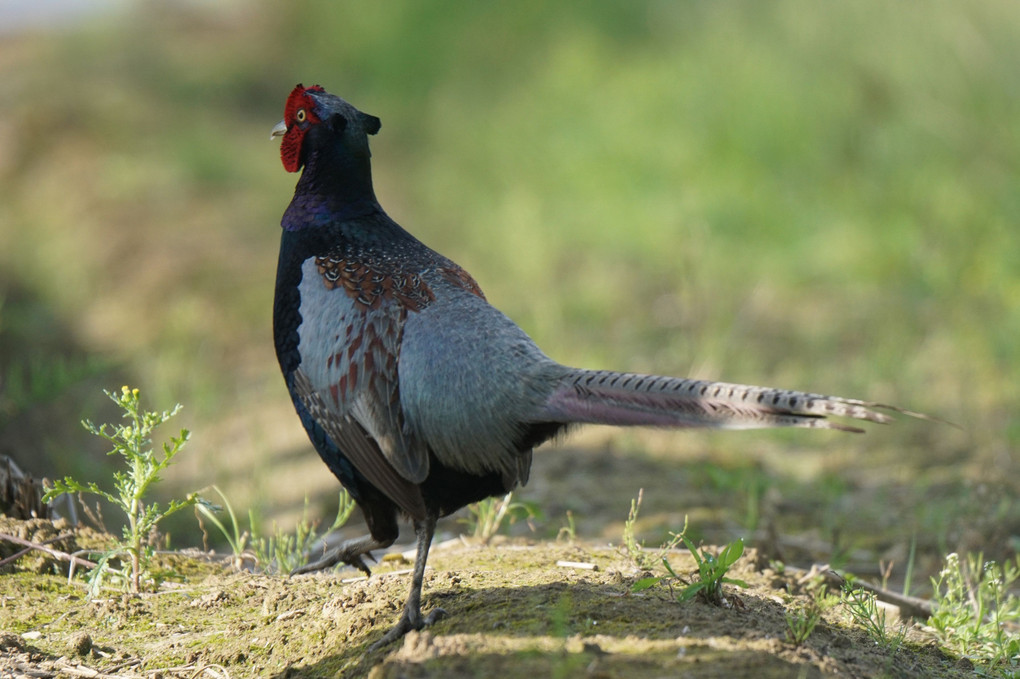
[424,607,447,626]
[292,549,373,577]
[289,534,391,577]
[368,606,446,652]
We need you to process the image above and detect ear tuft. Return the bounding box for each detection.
[360,112,381,135]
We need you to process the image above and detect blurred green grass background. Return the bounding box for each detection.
[0,1,1016,579]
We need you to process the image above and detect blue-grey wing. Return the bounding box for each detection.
[293,256,429,517]
[398,289,567,488]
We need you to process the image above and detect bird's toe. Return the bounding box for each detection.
[291,548,374,577]
[369,606,446,651]
[423,607,447,625]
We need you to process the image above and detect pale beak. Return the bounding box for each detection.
[270,119,287,140]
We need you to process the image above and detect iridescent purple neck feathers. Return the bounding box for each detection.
[282,193,382,231]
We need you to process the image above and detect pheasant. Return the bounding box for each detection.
[271,84,921,649]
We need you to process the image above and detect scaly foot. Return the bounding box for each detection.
[369,607,447,651]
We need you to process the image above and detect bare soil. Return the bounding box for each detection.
[0,519,972,679]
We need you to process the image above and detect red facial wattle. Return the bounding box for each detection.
[280,84,325,173]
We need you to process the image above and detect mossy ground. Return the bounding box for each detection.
[0,521,971,679]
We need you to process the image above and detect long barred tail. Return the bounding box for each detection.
[537,369,928,433]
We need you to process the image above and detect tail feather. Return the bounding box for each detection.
[536,369,923,433]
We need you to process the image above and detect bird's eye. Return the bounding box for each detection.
[296,109,307,123]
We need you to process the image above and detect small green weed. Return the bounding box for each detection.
[460,492,541,544]
[927,552,1020,678]
[785,602,822,647]
[42,386,199,595]
[255,491,357,574]
[197,485,358,575]
[195,484,254,571]
[556,510,576,544]
[678,536,749,604]
[840,578,908,652]
[785,584,839,646]
[621,488,683,570]
[633,532,748,605]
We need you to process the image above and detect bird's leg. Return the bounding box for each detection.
[369,511,446,650]
[292,533,392,577]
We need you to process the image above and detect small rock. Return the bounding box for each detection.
[954,656,974,671]
[69,631,92,657]
[0,631,24,651]
[189,589,228,609]
[275,608,306,622]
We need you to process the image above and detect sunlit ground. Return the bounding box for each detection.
[0,1,1016,594]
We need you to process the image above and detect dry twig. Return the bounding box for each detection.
[783,563,933,618]
[0,531,97,571]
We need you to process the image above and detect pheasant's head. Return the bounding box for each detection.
[272,84,381,173]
